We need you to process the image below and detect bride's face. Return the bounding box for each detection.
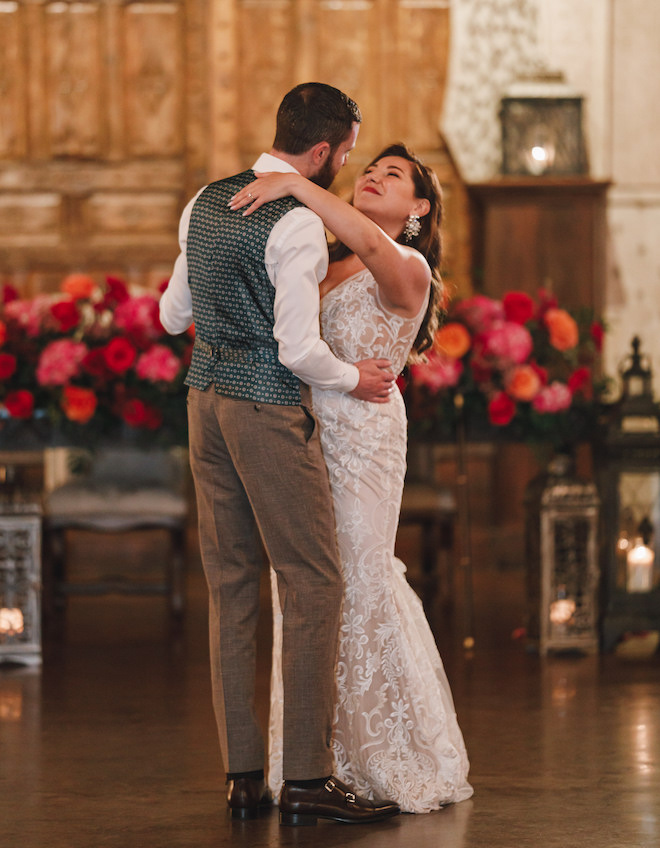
[353,156,427,237]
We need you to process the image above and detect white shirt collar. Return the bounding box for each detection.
[251,153,301,175]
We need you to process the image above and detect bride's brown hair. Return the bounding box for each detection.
[328,142,444,356]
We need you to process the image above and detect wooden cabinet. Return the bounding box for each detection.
[467,177,610,311]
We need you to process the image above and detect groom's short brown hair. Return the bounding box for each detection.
[273,82,362,155]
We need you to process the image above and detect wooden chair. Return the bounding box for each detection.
[399,480,457,606]
[42,446,188,619]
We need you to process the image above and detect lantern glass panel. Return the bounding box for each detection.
[616,472,660,593]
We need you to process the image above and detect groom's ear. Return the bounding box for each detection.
[309,141,331,167]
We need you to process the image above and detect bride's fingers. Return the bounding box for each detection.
[227,190,259,212]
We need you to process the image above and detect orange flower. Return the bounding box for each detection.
[544,308,578,351]
[505,364,542,401]
[61,385,97,423]
[61,273,96,301]
[433,322,471,359]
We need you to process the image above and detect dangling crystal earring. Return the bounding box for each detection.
[403,214,421,242]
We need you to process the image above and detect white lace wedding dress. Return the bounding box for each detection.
[268,268,473,813]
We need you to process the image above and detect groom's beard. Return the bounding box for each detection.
[309,156,337,190]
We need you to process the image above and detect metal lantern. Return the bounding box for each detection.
[0,501,42,666]
[597,337,660,652]
[525,454,600,655]
[500,72,588,177]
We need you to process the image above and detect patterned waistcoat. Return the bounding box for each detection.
[184,170,306,405]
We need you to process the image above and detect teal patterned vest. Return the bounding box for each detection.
[184,171,306,404]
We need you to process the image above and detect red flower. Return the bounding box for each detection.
[120,398,163,430]
[4,389,35,419]
[502,291,535,325]
[50,299,81,332]
[488,391,516,426]
[158,278,171,294]
[590,321,604,352]
[0,320,6,346]
[61,385,97,423]
[0,352,16,379]
[102,337,136,374]
[82,348,112,378]
[568,366,592,397]
[529,359,549,386]
[2,284,19,304]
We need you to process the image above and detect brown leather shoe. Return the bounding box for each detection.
[227,777,273,820]
[279,777,400,826]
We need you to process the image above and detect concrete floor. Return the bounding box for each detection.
[1,526,659,848]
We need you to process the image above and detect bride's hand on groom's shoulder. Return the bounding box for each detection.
[350,359,395,404]
[228,172,300,215]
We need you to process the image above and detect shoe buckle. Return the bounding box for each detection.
[324,779,336,793]
[345,792,357,805]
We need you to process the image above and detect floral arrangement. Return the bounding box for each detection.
[0,274,192,446]
[404,289,605,451]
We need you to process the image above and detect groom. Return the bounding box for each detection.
[160,82,398,825]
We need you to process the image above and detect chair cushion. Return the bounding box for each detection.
[46,483,187,521]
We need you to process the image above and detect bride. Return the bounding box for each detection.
[230,142,473,814]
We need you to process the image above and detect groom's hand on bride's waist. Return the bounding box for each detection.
[349,359,395,403]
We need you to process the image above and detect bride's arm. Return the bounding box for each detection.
[229,173,430,315]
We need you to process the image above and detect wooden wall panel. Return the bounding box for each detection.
[0,2,27,159]
[45,3,105,158]
[123,4,185,158]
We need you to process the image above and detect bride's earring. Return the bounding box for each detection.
[403,214,421,242]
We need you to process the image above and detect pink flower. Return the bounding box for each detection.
[136,344,181,382]
[452,295,504,333]
[4,295,52,338]
[410,351,463,392]
[36,339,88,386]
[480,321,533,366]
[114,295,162,340]
[532,382,572,413]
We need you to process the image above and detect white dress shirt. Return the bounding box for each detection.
[159,153,359,392]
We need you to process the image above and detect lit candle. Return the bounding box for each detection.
[549,598,576,625]
[0,607,24,636]
[626,541,655,593]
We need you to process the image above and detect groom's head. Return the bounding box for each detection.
[272,83,362,188]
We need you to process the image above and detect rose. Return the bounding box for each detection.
[114,295,162,341]
[479,321,533,366]
[452,295,504,333]
[433,322,471,359]
[2,284,19,304]
[50,299,81,333]
[96,275,130,312]
[488,391,516,426]
[102,337,137,374]
[590,321,604,352]
[61,273,96,300]
[532,381,573,413]
[544,308,579,351]
[61,385,97,423]
[505,364,542,402]
[120,397,163,430]
[36,339,88,386]
[410,351,463,391]
[568,366,592,398]
[0,320,6,346]
[502,291,535,325]
[0,352,16,379]
[135,344,181,382]
[3,389,35,418]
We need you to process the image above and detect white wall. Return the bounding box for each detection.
[442,0,660,396]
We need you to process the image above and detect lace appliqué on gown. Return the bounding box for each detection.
[268,269,473,812]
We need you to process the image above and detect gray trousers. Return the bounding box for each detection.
[187,385,343,780]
